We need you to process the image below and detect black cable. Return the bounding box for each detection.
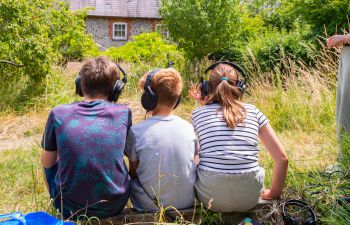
[124,151,160,209]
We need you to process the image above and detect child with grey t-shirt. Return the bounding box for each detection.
[125,68,197,212]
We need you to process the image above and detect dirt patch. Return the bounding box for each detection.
[0,111,47,151]
[0,96,146,151]
[64,62,83,76]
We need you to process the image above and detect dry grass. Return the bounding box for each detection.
[0,43,344,223]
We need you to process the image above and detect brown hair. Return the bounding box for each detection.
[207,64,246,128]
[139,68,182,107]
[79,56,120,98]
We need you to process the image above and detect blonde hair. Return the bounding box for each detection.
[139,68,182,107]
[207,64,246,128]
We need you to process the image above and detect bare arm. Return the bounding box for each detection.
[194,140,200,165]
[327,35,350,48]
[41,150,58,169]
[259,123,288,199]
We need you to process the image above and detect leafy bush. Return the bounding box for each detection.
[243,28,316,73]
[0,0,97,110]
[104,33,183,67]
[103,33,185,90]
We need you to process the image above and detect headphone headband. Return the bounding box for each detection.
[116,64,127,83]
[144,69,160,92]
[75,62,127,102]
[200,61,248,97]
[141,68,181,111]
[282,200,317,225]
[205,61,248,82]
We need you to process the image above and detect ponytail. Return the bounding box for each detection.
[207,64,246,129]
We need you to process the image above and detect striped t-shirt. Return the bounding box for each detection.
[191,103,269,173]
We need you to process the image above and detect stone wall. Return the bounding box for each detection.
[131,19,153,36]
[85,17,127,50]
[85,16,161,50]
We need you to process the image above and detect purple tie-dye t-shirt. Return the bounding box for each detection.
[41,100,131,215]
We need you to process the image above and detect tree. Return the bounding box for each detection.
[0,0,97,109]
[0,0,57,82]
[289,0,350,36]
[160,0,242,61]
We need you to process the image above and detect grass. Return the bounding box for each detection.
[0,43,348,224]
[0,147,53,215]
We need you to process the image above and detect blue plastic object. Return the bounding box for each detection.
[0,212,75,225]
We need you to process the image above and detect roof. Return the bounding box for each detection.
[66,0,161,19]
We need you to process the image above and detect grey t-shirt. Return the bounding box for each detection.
[125,115,197,212]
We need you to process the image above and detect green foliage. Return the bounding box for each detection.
[103,33,185,89]
[104,33,183,66]
[49,2,99,61]
[247,0,350,37]
[0,0,97,110]
[245,28,316,72]
[288,0,350,36]
[338,133,350,170]
[0,0,57,82]
[160,0,242,60]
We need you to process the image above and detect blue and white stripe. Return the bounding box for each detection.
[192,103,269,173]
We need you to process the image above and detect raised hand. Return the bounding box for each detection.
[189,84,206,106]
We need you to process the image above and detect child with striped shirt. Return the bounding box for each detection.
[189,63,288,212]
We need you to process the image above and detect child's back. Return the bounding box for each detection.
[41,57,131,219]
[125,68,197,211]
[192,103,268,173]
[126,115,196,211]
[189,62,288,212]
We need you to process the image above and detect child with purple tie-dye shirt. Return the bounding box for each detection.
[41,56,131,219]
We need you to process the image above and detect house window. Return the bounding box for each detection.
[113,22,127,40]
[156,24,169,39]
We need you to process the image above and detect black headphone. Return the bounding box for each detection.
[75,64,127,102]
[200,61,248,97]
[282,200,317,225]
[141,69,181,112]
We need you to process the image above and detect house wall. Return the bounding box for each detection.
[85,16,161,50]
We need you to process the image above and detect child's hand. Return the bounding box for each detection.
[260,189,280,200]
[189,84,206,106]
[194,154,200,165]
[327,35,350,48]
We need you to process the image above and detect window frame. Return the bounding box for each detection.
[155,24,169,39]
[112,22,128,41]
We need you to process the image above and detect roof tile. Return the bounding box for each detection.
[66,0,161,18]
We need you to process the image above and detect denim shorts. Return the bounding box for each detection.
[44,164,130,219]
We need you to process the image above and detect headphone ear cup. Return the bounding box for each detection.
[304,217,316,225]
[75,76,83,97]
[141,87,158,111]
[200,80,209,97]
[236,80,246,93]
[109,80,125,102]
[284,216,297,225]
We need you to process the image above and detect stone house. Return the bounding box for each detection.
[66,0,169,49]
